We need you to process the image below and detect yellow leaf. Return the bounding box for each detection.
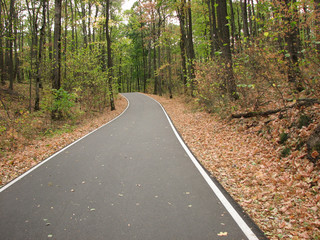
[217,232,228,236]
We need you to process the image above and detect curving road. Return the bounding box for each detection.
[0,93,266,240]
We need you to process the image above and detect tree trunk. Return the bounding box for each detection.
[8,0,15,91]
[157,6,162,96]
[0,2,5,86]
[315,0,320,54]
[52,0,62,96]
[207,0,214,57]
[241,0,249,39]
[14,9,20,83]
[217,0,238,99]
[186,0,196,97]
[167,40,173,99]
[47,0,53,62]
[229,0,236,51]
[93,4,99,44]
[81,1,87,48]
[88,1,92,47]
[283,0,303,92]
[63,0,67,80]
[35,0,47,111]
[118,56,122,93]
[106,0,115,111]
[70,0,75,51]
[177,0,187,93]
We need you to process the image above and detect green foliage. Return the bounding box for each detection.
[279,132,289,145]
[298,114,312,129]
[41,88,76,120]
[280,147,291,158]
[51,88,76,118]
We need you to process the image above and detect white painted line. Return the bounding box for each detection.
[146,94,259,240]
[0,95,130,193]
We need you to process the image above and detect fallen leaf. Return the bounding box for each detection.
[217,232,228,236]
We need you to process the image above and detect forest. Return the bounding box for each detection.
[0,0,319,135]
[0,0,320,238]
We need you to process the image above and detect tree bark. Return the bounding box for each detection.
[186,0,196,97]
[283,0,303,92]
[0,2,5,85]
[241,0,249,39]
[81,1,87,48]
[106,0,115,111]
[35,0,47,111]
[8,0,15,91]
[217,0,238,99]
[47,0,53,62]
[52,0,62,92]
[177,0,187,93]
[229,0,236,51]
[63,0,67,80]
[70,0,75,51]
[157,6,162,96]
[315,0,320,54]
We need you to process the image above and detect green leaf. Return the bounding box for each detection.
[264,32,269,37]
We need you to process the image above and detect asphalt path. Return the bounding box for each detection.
[0,93,265,240]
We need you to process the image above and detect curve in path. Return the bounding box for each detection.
[0,93,265,240]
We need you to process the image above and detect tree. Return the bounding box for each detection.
[216,0,237,99]
[52,0,62,119]
[0,0,5,86]
[35,0,47,111]
[177,0,187,93]
[8,0,15,91]
[106,0,115,111]
[282,0,303,92]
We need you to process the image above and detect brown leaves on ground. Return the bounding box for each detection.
[149,94,320,240]
[0,96,127,187]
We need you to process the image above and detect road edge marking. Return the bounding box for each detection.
[145,94,259,240]
[0,94,130,193]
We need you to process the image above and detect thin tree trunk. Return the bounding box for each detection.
[47,0,52,62]
[88,1,92,46]
[35,0,46,111]
[64,0,67,80]
[53,0,62,91]
[52,0,62,119]
[81,1,87,48]
[118,56,122,93]
[241,0,249,39]
[167,38,173,99]
[142,34,147,93]
[93,4,99,44]
[229,0,236,51]
[186,0,196,97]
[314,0,320,54]
[177,0,187,93]
[0,1,5,85]
[106,0,115,111]
[157,6,162,96]
[70,0,75,51]
[8,0,15,91]
[207,0,214,58]
[14,8,20,83]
